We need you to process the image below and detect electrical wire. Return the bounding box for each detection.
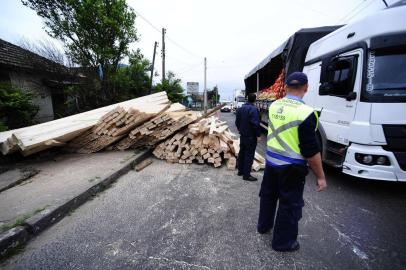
[342,0,376,22]
[133,9,202,59]
[176,62,202,74]
[339,0,367,22]
[339,0,373,23]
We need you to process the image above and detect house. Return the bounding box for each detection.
[0,38,79,123]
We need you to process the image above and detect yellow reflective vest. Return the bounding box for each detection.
[266,96,318,166]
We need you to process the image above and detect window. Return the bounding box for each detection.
[237,96,245,102]
[366,48,406,99]
[320,55,358,97]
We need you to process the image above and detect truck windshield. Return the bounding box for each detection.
[366,48,406,102]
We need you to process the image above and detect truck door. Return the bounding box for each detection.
[317,49,362,145]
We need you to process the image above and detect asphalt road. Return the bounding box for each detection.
[2,112,406,270]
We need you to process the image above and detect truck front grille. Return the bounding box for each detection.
[383,125,406,171]
[382,125,406,151]
[393,152,406,171]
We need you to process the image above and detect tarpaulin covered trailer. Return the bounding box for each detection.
[244,26,342,95]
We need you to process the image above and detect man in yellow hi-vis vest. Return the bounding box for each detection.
[257,72,327,252]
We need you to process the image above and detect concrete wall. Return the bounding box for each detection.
[9,72,54,123]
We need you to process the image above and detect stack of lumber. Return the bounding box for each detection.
[115,107,199,150]
[67,103,180,154]
[0,92,170,156]
[65,108,153,154]
[153,116,266,171]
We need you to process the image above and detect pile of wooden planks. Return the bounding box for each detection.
[0,92,170,156]
[114,105,199,150]
[66,105,168,154]
[153,116,266,171]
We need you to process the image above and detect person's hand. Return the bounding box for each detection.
[257,137,262,142]
[316,178,327,192]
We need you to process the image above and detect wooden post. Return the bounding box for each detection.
[204,57,207,114]
[256,73,260,93]
[162,28,166,82]
[149,41,157,94]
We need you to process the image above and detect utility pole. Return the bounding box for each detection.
[149,41,158,94]
[204,57,207,114]
[161,28,166,82]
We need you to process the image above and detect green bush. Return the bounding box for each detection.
[0,83,39,130]
[154,71,185,103]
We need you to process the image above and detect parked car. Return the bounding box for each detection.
[220,105,232,112]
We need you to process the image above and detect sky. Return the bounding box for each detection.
[0,0,393,101]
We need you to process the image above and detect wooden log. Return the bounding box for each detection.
[134,159,153,172]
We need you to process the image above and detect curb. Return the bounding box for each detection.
[0,149,151,259]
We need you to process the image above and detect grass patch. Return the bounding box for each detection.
[88,176,101,183]
[0,206,47,233]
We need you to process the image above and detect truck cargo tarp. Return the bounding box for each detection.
[244,25,342,94]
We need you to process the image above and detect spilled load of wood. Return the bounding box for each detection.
[113,105,199,150]
[1,91,265,172]
[153,116,266,171]
[67,103,195,154]
[0,92,172,156]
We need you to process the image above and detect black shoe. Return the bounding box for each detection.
[273,241,300,252]
[237,171,243,176]
[243,175,257,181]
[257,227,272,234]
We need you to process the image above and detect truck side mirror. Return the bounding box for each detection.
[319,82,333,95]
[346,92,357,101]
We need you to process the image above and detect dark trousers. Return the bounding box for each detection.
[258,164,308,251]
[237,136,257,177]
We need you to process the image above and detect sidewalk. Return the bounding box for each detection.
[0,149,149,257]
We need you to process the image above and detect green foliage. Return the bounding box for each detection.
[207,85,220,107]
[155,72,185,103]
[0,206,47,233]
[22,0,138,74]
[63,50,152,114]
[0,121,7,132]
[0,83,39,130]
[113,49,152,100]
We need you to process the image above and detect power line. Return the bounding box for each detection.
[339,0,368,22]
[292,0,332,18]
[165,35,201,59]
[134,10,161,33]
[177,62,202,74]
[133,9,202,59]
[343,0,376,22]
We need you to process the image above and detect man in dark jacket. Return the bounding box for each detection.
[235,93,261,181]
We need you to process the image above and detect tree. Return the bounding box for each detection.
[113,49,152,100]
[212,85,220,105]
[18,38,70,66]
[0,83,39,130]
[22,0,137,80]
[207,85,220,107]
[154,72,185,103]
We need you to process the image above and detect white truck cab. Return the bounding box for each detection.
[303,3,406,181]
[233,90,246,112]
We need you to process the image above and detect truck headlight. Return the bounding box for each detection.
[362,155,373,164]
[355,153,391,166]
[376,156,388,165]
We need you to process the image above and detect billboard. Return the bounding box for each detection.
[187,82,199,95]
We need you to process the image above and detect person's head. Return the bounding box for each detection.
[285,72,309,98]
[247,93,257,103]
